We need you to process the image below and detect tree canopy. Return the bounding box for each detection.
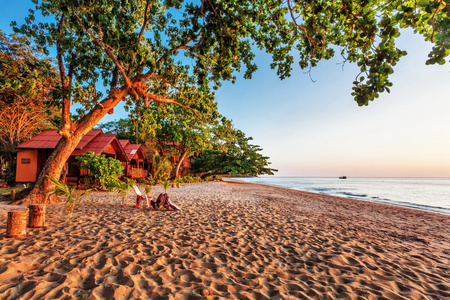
[191,128,278,178]
[98,118,137,142]
[10,0,449,200]
[0,31,60,184]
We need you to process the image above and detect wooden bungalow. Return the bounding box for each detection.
[15,129,138,183]
[119,140,149,179]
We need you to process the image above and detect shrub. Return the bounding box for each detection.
[75,152,124,188]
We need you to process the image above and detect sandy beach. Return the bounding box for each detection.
[0,179,449,299]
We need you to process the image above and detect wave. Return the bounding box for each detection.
[311,187,335,192]
[340,192,368,198]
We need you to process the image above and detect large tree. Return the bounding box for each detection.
[142,100,221,179]
[99,101,221,179]
[0,31,60,185]
[13,0,449,202]
[191,128,278,178]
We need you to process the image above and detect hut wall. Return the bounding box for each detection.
[16,150,38,182]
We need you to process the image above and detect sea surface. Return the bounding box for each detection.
[238,177,450,215]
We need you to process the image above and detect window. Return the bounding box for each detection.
[21,158,31,164]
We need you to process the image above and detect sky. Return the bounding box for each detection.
[2,1,449,178]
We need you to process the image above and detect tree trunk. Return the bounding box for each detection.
[173,151,187,179]
[28,86,131,204]
[30,134,82,204]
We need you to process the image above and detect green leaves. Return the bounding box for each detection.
[75,152,124,188]
[9,0,449,137]
[46,176,92,219]
[418,0,430,7]
[108,178,135,204]
[191,126,277,177]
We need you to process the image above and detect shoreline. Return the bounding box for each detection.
[230,177,450,216]
[1,181,449,299]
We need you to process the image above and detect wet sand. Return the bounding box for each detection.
[0,180,449,299]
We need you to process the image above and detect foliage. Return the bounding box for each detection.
[174,176,184,188]
[191,130,277,177]
[14,0,449,108]
[75,152,124,189]
[102,99,219,180]
[0,31,60,185]
[204,175,218,182]
[108,178,135,205]
[3,163,17,187]
[147,150,173,182]
[183,175,203,184]
[159,178,171,194]
[46,176,91,218]
[138,100,218,179]
[144,183,152,195]
[98,119,137,143]
[12,0,449,196]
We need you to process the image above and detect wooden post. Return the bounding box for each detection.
[28,204,45,228]
[11,189,16,202]
[6,209,28,238]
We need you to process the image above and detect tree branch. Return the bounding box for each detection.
[56,13,73,132]
[134,84,202,119]
[71,10,133,90]
[128,0,152,77]
[287,0,314,47]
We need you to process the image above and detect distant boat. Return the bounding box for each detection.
[339,176,347,179]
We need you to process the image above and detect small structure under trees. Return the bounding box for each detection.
[119,140,149,179]
[15,129,148,184]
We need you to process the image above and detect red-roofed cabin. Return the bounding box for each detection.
[119,140,149,179]
[15,129,130,184]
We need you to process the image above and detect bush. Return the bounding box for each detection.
[75,152,124,188]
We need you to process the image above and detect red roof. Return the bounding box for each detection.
[123,144,142,161]
[17,130,61,149]
[18,129,134,164]
[119,139,130,148]
[76,129,103,150]
[18,129,103,150]
[72,134,117,155]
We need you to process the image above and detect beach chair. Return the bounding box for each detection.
[133,185,152,208]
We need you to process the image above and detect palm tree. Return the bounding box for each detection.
[159,178,171,194]
[110,178,135,205]
[46,176,91,218]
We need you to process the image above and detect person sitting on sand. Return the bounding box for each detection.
[153,193,181,211]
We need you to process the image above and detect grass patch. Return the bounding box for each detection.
[0,188,13,195]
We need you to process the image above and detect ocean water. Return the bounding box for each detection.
[238,177,450,215]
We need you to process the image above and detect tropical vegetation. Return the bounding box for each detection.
[2,0,447,202]
[0,31,60,185]
[46,176,91,218]
[75,152,124,189]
